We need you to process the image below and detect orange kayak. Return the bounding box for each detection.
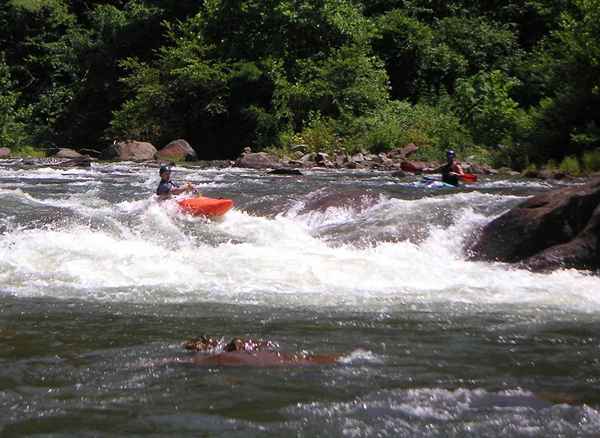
[177,196,234,217]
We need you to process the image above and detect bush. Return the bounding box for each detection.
[558,155,581,175]
[346,100,471,158]
[581,149,600,173]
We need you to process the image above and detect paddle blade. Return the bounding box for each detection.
[461,173,478,183]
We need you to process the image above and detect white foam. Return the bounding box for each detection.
[1,195,600,312]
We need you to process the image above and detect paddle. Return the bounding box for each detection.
[460,173,478,183]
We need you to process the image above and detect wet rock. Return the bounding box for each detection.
[235,152,282,169]
[0,147,10,158]
[79,148,102,158]
[155,139,197,161]
[469,178,600,271]
[300,153,317,165]
[300,189,380,213]
[103,140,158,161]
[59,157,92,168]
[391,170,406,178]
[268,168,303,175]
[53,148,83,159]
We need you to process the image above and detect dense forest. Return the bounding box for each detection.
[1,0,599,170]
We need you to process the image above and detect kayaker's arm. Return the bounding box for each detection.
[423,164,445,174]
[170,183,194,195]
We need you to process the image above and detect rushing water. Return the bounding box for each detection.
[1,161,599,436]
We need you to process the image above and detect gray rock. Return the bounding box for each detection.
[235,152,282,169]
[54,148,83,159]
[103,140,158,161]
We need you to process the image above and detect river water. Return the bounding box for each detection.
[1,161,599,436]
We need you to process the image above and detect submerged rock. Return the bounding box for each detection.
[103,140,158,161]
[155,139,197,161]
[268,168,303,175]
[183,336,341,367]
[469,178,600,272]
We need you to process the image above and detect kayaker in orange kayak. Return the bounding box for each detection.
[156,165,196,198]
[424,150,465,186]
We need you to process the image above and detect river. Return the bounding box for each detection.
[1,161,599,436]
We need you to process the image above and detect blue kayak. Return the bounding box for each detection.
[409,176,458,189]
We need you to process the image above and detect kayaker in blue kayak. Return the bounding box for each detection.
[156,165,195,198]
[424,150,465,186]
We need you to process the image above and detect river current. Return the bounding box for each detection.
[1,161,599,436]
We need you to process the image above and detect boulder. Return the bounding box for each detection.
[351,153,365,163]
[54,148,83,159]
[235,152,282,169]
[464,162,494,175]
[300,153,317,165]
[0,147,10,158]
[315,152,329,164]
[155,139,197,161]
[389,143,418,159]
[103,140,157,161]
[469,178,600,271]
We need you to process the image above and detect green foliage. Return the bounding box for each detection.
[0,0,596,166]
[453,70,528,146]
[581,149,600,173]
[0,56,31,150]
[346,100,471,158]
[558,155,581,176]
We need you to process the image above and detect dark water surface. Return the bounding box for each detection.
[1,162,599,436]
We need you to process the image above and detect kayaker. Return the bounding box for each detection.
[156,165,194,197]
[424,150,465,186]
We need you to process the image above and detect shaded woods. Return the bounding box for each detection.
[1,0,599,169]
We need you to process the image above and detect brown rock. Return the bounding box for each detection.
[235,152,283,169]
[469,178,600,271]
[103,140,158,161]
[0,147,10,158]
[155,139,197,161]
[389,143,418,159]
[54,148,83,159]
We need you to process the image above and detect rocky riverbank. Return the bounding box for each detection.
[2,139,596,181]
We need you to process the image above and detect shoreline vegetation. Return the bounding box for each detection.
[1,1,599,173]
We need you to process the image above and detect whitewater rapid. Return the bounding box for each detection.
[1,164,598,312]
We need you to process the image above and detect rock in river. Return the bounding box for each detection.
[469,178,600,272]
[103,140,158,161]
[235,152,283,169]
[155,139,197,161]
